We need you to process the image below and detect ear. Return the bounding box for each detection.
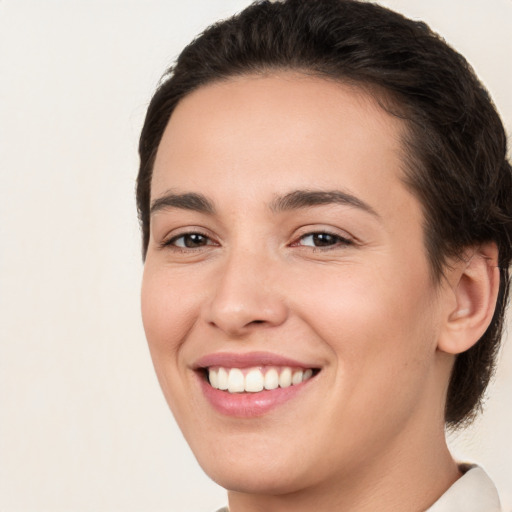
[437,243,500,355]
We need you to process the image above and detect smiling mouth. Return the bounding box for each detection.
[204,366,319,394]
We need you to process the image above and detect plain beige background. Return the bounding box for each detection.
[0,1,510,511]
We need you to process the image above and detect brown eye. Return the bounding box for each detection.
[169,233,212,248]
[298,232,351,248]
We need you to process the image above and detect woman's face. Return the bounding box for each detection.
[141,73,452,494]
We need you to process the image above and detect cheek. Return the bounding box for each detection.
[291,261,438,395]
[140,264,203,421]
[141,264,199,359]
[293,261,433,334]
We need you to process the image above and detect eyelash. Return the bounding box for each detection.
[161,231,216,251]
[161,230,353,252]
[292,231,353,250]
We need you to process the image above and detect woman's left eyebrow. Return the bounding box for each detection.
[269,189,380,218]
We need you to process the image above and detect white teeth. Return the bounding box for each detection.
[208,368,218,388]
[303,368,313,381]
[227,368,245,393]
[292,369,303,385]
[245,369,264,392]
[264,368,279,390]
[217,367,229,390]
[278,367,292,388]
[207,366,316,393]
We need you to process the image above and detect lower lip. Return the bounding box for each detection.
[198,373,315,418]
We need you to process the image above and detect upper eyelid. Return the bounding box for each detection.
[292,231,353,247]
[170,233,210,243]
[297,229,351,238]
[161,229,217,248]
[292,225,355,241]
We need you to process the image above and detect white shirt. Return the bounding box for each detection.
[426,464,502,512]
[216,464,502,512]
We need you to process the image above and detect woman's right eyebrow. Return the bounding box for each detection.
[150,191,216,215]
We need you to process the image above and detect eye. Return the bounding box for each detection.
[295,232,352,248]
[165,232,215,249]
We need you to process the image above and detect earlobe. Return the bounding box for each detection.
[438,243,500,355]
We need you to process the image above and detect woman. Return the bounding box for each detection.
[137,1,511,510]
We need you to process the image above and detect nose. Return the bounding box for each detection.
[204,248,288,337]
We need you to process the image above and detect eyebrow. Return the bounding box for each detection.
[150,191,216,215]
[150,188,378,218]
[269,189,379,217]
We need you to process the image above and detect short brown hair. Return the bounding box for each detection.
[137,0,512,427]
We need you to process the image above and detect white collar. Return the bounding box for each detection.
[426,464,502,512]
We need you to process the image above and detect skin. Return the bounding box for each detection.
[141,73,469,511]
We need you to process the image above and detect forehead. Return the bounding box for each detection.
[152,72,416,222]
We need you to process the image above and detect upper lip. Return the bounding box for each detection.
[193,351,319,370]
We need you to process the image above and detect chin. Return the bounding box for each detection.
[193,443,312,495]
[207,463,305,495]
